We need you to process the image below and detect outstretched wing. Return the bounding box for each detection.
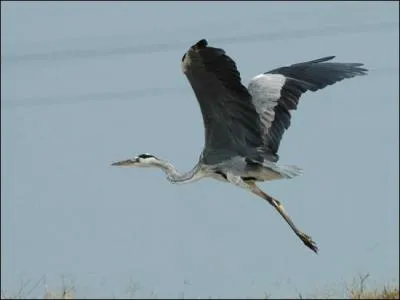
[181,39,264,163]
[248,56,368,158]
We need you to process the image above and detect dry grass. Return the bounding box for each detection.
[345,274,399,300]
[348,287,399,300]
[1,274,398,299]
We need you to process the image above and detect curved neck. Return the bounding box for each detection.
[155,159,203,184]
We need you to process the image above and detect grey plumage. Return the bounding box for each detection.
[182,39,263,164]
[112,38,368,253]
[262,56,367,155]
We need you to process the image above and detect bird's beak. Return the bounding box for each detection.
[111,158,137,167]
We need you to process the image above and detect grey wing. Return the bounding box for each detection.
[248,56,368,160]
[181,39,264,164]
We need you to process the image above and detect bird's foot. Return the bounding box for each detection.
[298,232,319,254]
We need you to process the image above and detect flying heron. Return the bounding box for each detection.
[111,39,368,253]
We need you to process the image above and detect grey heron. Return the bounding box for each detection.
[111,39,367,253]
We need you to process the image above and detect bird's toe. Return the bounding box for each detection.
[299,232,319,254]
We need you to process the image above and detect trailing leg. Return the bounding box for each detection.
[248,182,318,253]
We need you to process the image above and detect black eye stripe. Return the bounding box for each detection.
[138,154,154,159]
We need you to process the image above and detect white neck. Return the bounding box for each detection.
[153,159,204,184]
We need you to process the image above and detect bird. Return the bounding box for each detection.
[111,38,368,253]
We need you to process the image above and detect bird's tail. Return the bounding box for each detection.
[276,165,304,179]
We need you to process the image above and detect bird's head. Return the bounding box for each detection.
[111,153,161,168]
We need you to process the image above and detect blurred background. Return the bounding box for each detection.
[1,1,399,298]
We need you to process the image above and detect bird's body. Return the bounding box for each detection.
[112,39,368,253]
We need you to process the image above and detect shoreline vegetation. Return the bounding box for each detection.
[1,274,398,299]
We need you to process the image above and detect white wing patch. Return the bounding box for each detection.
[248,73,286,135]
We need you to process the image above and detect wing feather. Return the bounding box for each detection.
[248,56,368,157]
[181,40,368,163]
[181,39,264,163]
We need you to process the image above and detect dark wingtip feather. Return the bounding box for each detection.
[310,56,336,63]
[353,64,368,75]
[195,39,208,49]
[341,63,368,76]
